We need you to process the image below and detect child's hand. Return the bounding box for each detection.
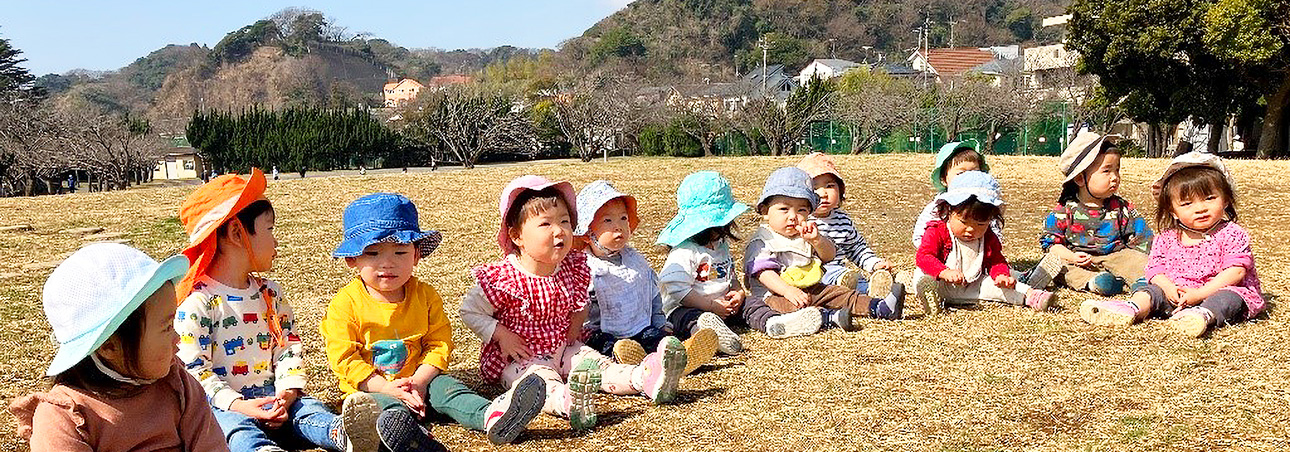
[1172,288,1202,314]
[784,287,810,309]
[231,396,288,429]
[493,326,533,362]
[800,222,820,242]
[275,388,300,410]
[994,273,1016,289]
[384,379,426,417]
[938,269,966,285]
[721,290,745,316]
[1068,252,1093,267]
[873,260,893,271]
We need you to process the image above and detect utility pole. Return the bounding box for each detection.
[758,36,770,94]
[946,19,961,48]
[827,38,837,59]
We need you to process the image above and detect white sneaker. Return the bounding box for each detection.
[340,392,381,452]
[696,312,742,354]
[484,373,545,444]
[765,307,823,339]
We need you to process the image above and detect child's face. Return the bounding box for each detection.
[811,175,842,217]
[947,210,991,242]
[511,198,573,267]
[1170,188,1228,232]
[346,241,418,301]
[942,160,980,188]
[101,282,179,380]
[763,196,813,238]
[1077,152,1121,199]
[587,199,632,253]
[247,210,278,272]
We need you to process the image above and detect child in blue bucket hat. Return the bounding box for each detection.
[742,167,908,339]
[321,192,546,447]
[909,171,1056,316]
[913,139,1003,246]
[575,180,717,376]
[9,243,230,451]
[656,171,749,357]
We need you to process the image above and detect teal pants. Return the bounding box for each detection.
[369,374,490,431]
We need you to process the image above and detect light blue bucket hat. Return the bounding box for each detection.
[655,171,749,247]
[42,243,189,376]
[935,170,1004,207]
[931,139,989,192]
[757,167,819,212]
[574,180,638,236]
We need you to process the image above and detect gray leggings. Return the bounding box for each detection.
[1142,284,1247,326]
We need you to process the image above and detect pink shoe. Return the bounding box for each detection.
[638,336,686,405]
[1079,299,1139,327]
[1025,289,1055,311]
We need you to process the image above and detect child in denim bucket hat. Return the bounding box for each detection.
[10,243,230,452]
[460,175,687,432]
[174,171,389,452]
[909,171,1056,315]
[321,193,545,447]
[743,167,908,339]
[657,171,749,357]
[574,180,718,376]
[912,140,1004,246]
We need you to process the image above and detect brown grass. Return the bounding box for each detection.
[1,154,1288,452]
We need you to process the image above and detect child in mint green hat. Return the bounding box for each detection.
[912,140,1002,246]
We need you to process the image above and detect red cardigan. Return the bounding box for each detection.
[915,220,1011,281]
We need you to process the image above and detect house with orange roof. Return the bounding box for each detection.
[907,47,1015,86]
[383,78,425,108]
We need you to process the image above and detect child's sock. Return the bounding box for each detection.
[868,282,906,320]
[695,312,742,355]
[338,392,381,452]
[1020,252,1063,289]
[484,373,546,445]
[821,307,856,331]
[764,307,823,338]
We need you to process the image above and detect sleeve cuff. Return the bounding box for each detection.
[211,389,243,411]
[274,375,307,391]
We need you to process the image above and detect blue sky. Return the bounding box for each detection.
[3,0,634,75]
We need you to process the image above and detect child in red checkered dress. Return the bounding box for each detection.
[459,175,688,432]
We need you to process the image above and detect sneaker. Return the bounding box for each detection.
[376,409,446,452]
[612,339,647,365]
[339,392,382,452]
[1078,299,1139,327]
[1020,252,1063,290]
[911,273,942,317]
[821,307,855,331]
[567,358,601,432]
[764,307,823,338]
[869,282,906,320]
[1088,271,1123,296]
[639,337,686,404]
[1168,307,1214,338]
[866,269,894,299]
[681,328,718,375]
[696,312,742,355]
[1024,289,1055,312]
[1128,277,1149,294]
[484,373,546,445]
[838,267,863,290]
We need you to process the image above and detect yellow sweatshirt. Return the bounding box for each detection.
[321,277,453,393]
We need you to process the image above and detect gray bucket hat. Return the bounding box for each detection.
[574,180,638,236]
[757,167,820,212]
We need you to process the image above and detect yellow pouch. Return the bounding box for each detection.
[780,259,823,288]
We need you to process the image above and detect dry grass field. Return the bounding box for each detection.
[1,154,1288,452]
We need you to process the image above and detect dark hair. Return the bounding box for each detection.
[216,199,274,237]
[691,224,739,247]
[1154,166,1238,231]
[505,187,568,234]
[51,304,148,398]
[1058,144,1123,204]
[940,148,985,183]
[936,198,1005,228]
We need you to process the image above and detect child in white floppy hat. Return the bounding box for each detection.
[8,243,230,451]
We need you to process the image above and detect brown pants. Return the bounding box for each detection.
[1059,248,1148,290]
[742,283,873,332]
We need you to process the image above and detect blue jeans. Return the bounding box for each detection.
[821,263,870,293]
[212,393,341,452]
[584,325,668,357]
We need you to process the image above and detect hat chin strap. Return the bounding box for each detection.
[231,222,285,348]
[91,354,157,386]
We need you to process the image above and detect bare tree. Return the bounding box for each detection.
[833,68,919,153]
[0,96,68,196]
[63,109,163,191]
[401,84,534,169]
[549,73,635,162]
[671,101,733,157]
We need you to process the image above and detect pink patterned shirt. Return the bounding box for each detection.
[1144,222,1264,319]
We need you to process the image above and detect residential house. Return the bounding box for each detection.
[425,75,473,90]
[382,78,425,108]
[907,47,1013,86]
[742,64,798,106]
[667,81,748,115]
[796,59,861,87]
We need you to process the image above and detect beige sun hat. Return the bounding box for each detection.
[1151,151,1235,197]
[1058,131,1122,182]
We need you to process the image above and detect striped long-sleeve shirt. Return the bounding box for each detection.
[811,209,883,272]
